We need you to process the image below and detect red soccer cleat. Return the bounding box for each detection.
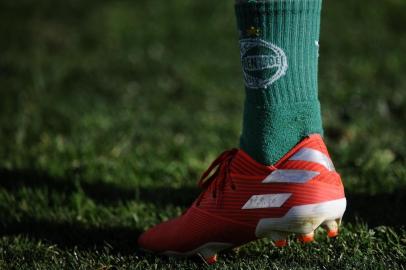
[138,134,346,264]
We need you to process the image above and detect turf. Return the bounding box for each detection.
[0,0,405,269]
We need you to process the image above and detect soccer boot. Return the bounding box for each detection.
[138,134,346,264]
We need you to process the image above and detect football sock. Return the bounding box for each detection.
[235,0,324,165]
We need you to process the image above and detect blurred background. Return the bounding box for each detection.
[0,0,405,268]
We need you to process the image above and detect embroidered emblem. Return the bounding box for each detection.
[239,38,288,89]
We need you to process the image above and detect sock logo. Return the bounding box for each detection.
[239,38,288,89]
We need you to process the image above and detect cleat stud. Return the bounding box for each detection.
[198,248,217,265]
[298,232,314,243]
[274,239,287,247]
[322,220,338,231]
[327,229,338,238]
[204,254,217,265]
[269,231,289,247]
[323,219,340,238]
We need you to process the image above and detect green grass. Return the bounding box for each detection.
[0,0,405,269]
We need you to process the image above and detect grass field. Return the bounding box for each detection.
[1,0,405,269]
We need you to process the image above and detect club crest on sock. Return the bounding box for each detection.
[239,38,288,89]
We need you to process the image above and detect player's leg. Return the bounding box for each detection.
[138,0,346,264]
[237,0,323,165]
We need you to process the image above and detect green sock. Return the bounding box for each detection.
[235,0,324,165]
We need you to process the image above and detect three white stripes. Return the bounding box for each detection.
[242,148,334,210]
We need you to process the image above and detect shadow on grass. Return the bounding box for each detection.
[0,168,191,253]
[0,218,141,255]
[1,168,405,238]
[344,191,406,227]
[0,168,199,207]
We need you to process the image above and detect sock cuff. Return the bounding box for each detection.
[240,99,323,165]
